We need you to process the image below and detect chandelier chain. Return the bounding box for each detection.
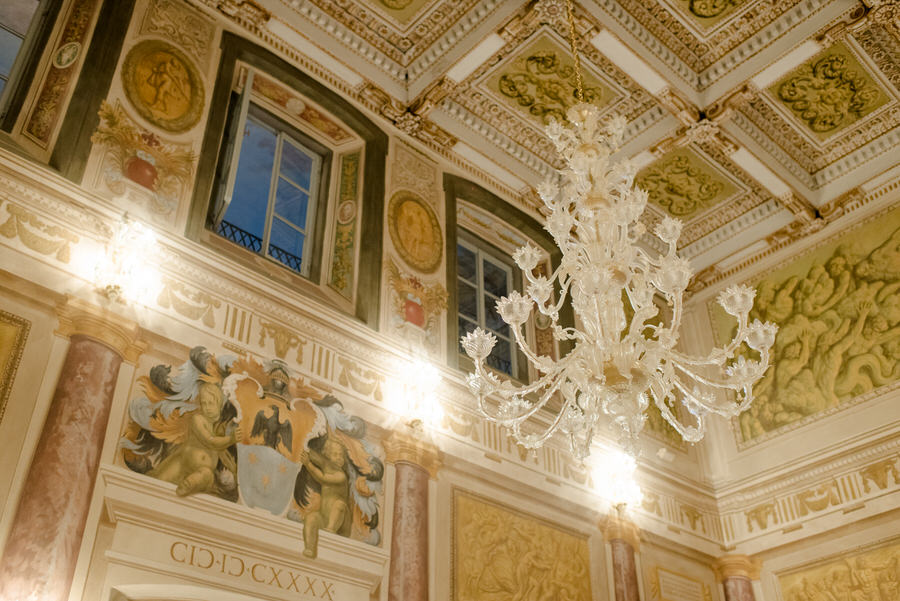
[565,0,584,102]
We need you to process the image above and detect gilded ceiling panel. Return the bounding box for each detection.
[737,27,900,184]
[636,147,740,219]
[447,23,657,171]
[359,0,433,25]
[482,34,617,127]
[768,41,890,142]
[292,0,483,63]
[600,0,801,73]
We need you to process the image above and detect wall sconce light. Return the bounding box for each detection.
[95,216,161,304]
[385,355,443,433]
[593,448,643,514]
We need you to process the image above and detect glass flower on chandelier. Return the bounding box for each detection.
[461,103,777,460]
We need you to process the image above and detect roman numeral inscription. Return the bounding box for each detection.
[169,540,336,599]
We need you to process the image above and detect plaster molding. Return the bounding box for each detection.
[600,509,642,550]
[55,296,147,363]
[383,429,441,479]
[712,555,761,581]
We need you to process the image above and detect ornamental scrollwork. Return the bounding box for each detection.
[776,51,886,134]
[498,51,604,124]
[635,152,728,217]
[686,0,742,18]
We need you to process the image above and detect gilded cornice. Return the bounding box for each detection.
[55,296,147,363]
[712,555,761,581]
[383,429,441,479]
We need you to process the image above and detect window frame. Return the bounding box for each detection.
[456,231,520,378]
[444,174,573,382]
[189,33,387,329]
[210,99,331,282]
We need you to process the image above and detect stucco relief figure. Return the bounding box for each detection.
[121,351,385,555]
[454,492,591,601]
[733,223,900,441]
[780,543,900,601]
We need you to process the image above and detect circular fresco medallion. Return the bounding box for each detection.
[387,191,442,274]
[53,41,81,69]
[337,200,357,225]
[122,40,204,133]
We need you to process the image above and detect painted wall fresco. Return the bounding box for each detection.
[779,540,900,601]
[769,42,889,141]
[329,152,362,299]
[711,208,900,442]
[120,348,385,557]
[0,310,30,424]
[453,490,591,601]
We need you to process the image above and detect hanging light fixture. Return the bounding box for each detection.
[460,0,777,460]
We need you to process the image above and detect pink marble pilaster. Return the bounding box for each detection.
[388,461,430,601]
[714,555,761,601]
[0,301,142,601]
[383,430,439,601]
[610,538,641,601]
[723,577,756,601]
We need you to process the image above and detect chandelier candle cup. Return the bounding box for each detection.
[461,102,777,461]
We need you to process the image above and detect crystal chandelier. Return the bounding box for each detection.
[460,0,777,460]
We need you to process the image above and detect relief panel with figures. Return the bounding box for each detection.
[120,347,385,558]
[452,489,591,601]
[711,207,900,443]
[779,540,900,601]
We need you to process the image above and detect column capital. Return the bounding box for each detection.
[56,297,146,363]
[712,555,761,581]
[599,508,641,550]
[383,429,440,479]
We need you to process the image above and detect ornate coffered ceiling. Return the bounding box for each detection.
[200,0,900,288]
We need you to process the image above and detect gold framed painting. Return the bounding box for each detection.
[0,310,30,424]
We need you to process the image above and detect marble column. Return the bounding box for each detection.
[714,555,761,601]
[603,506,643,601]
[0,299,144,601]
[384,429,440,601]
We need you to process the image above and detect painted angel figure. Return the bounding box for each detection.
[121,346,241,498]
[293,396,385,558]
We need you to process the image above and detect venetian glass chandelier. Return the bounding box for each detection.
[460,0,777,460]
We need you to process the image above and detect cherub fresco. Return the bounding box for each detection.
[120,349,384,558]
[724,220,900,442]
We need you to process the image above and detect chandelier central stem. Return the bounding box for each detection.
[565,0,585,102]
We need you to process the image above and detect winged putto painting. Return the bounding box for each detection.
[120,347,385,558]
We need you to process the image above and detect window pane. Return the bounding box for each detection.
[274,177,309,229]
[457,280,477,320]
[280,138,313,190]
[0,27,23,78]
[484,295,510,338]
[457,316,478,354]
[482,259,508,297]
[268,217,304,273]
[457,244,476,283]
[222,118,276,243]
[0,2,40,36]
[486,337,512,375]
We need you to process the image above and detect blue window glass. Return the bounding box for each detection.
[457,238,516,376]
[0,1,41,93]
[217,108,320,277]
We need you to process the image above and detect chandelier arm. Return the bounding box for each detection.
[669,368,760,418]
[509,390,573,448]
[669,359,755,392]
[500,371,569,427]
[652,389,705,443]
